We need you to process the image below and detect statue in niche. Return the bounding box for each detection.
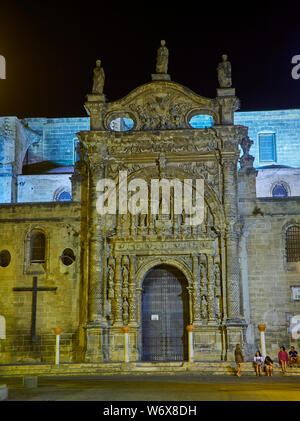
[122,266,129,298]
[123,298,129,323]
[200,264,207,287]
[108,266,114,299]
[217,54,232,88]
[156,40,169,74]
[201,295,208,320]
[107,257,115,299]
[92,59,105,94]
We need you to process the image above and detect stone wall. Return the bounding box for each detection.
[0,202,83,363]
[17,174,72,202]
[256,167,300,197]
[241,198,300,361]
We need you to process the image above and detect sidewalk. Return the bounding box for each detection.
[2,373,300,401]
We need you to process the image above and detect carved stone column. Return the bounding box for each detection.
[87,162,105,326]
[113,255,123,326]
[207,255,216,324]
[128,255,137,326]
[192,255,201,325]
[85,158,106,361]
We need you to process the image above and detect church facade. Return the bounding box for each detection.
[0,44,300,364]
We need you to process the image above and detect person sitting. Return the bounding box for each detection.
[288,346,299,367]
[278,346,289,373]
[253,351,264,376]
[264,356,273,376]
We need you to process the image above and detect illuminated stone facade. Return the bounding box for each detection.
[0,50,300,364]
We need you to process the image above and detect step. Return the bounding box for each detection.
[0,362,300,377]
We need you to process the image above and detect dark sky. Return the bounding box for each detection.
[0,1,300,118]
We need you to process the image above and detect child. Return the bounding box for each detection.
[264,355,273,376]
[253,351,264,376]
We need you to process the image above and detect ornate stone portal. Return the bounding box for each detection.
[76,43,251,362]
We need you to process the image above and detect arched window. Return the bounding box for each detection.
[272,184,288,198]
[30,231,46,263]
[286,226,300,262]
[0,250,11,267]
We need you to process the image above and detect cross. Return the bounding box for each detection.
[13,276,57,342]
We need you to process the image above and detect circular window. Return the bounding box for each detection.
[110,117,134,131]
[0,250,11,267]
[61,248,76,266]
[189,114,214,128]
[58,191,72,201]
[272,184,288,198]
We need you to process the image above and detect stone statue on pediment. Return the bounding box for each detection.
[217,54,232,88]
[156,40,169,74]
[92,59,105,94]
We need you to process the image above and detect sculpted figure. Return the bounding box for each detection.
[217,54,232,88]
[156,40,169,74]
[92,59,105,94]
[240,136,254,157]
[201,295,208,320]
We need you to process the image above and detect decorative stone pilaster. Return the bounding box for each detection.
[207,255,217,324]
[84,94,106,130]
[216,88,239,125]
[222,158,243,324]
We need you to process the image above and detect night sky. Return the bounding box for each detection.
[0,2,300,118]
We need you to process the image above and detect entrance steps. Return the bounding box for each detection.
[0,361,300,377]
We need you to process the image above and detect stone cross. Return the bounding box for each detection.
[13,276,57,342]
[0,315,5,339]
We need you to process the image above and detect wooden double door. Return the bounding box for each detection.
[141,265,189,362]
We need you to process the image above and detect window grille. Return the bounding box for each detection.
[286,226,300,262]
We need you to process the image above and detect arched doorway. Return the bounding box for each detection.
[141,264,189,362]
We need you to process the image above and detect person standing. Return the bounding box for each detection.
[278,346,289,373]
[254,351,264,376]
[235,344,245,377]
[264,356,273,376]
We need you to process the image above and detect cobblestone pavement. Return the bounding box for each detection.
[2,374,300,401]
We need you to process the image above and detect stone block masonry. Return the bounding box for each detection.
[0,201,83,363]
